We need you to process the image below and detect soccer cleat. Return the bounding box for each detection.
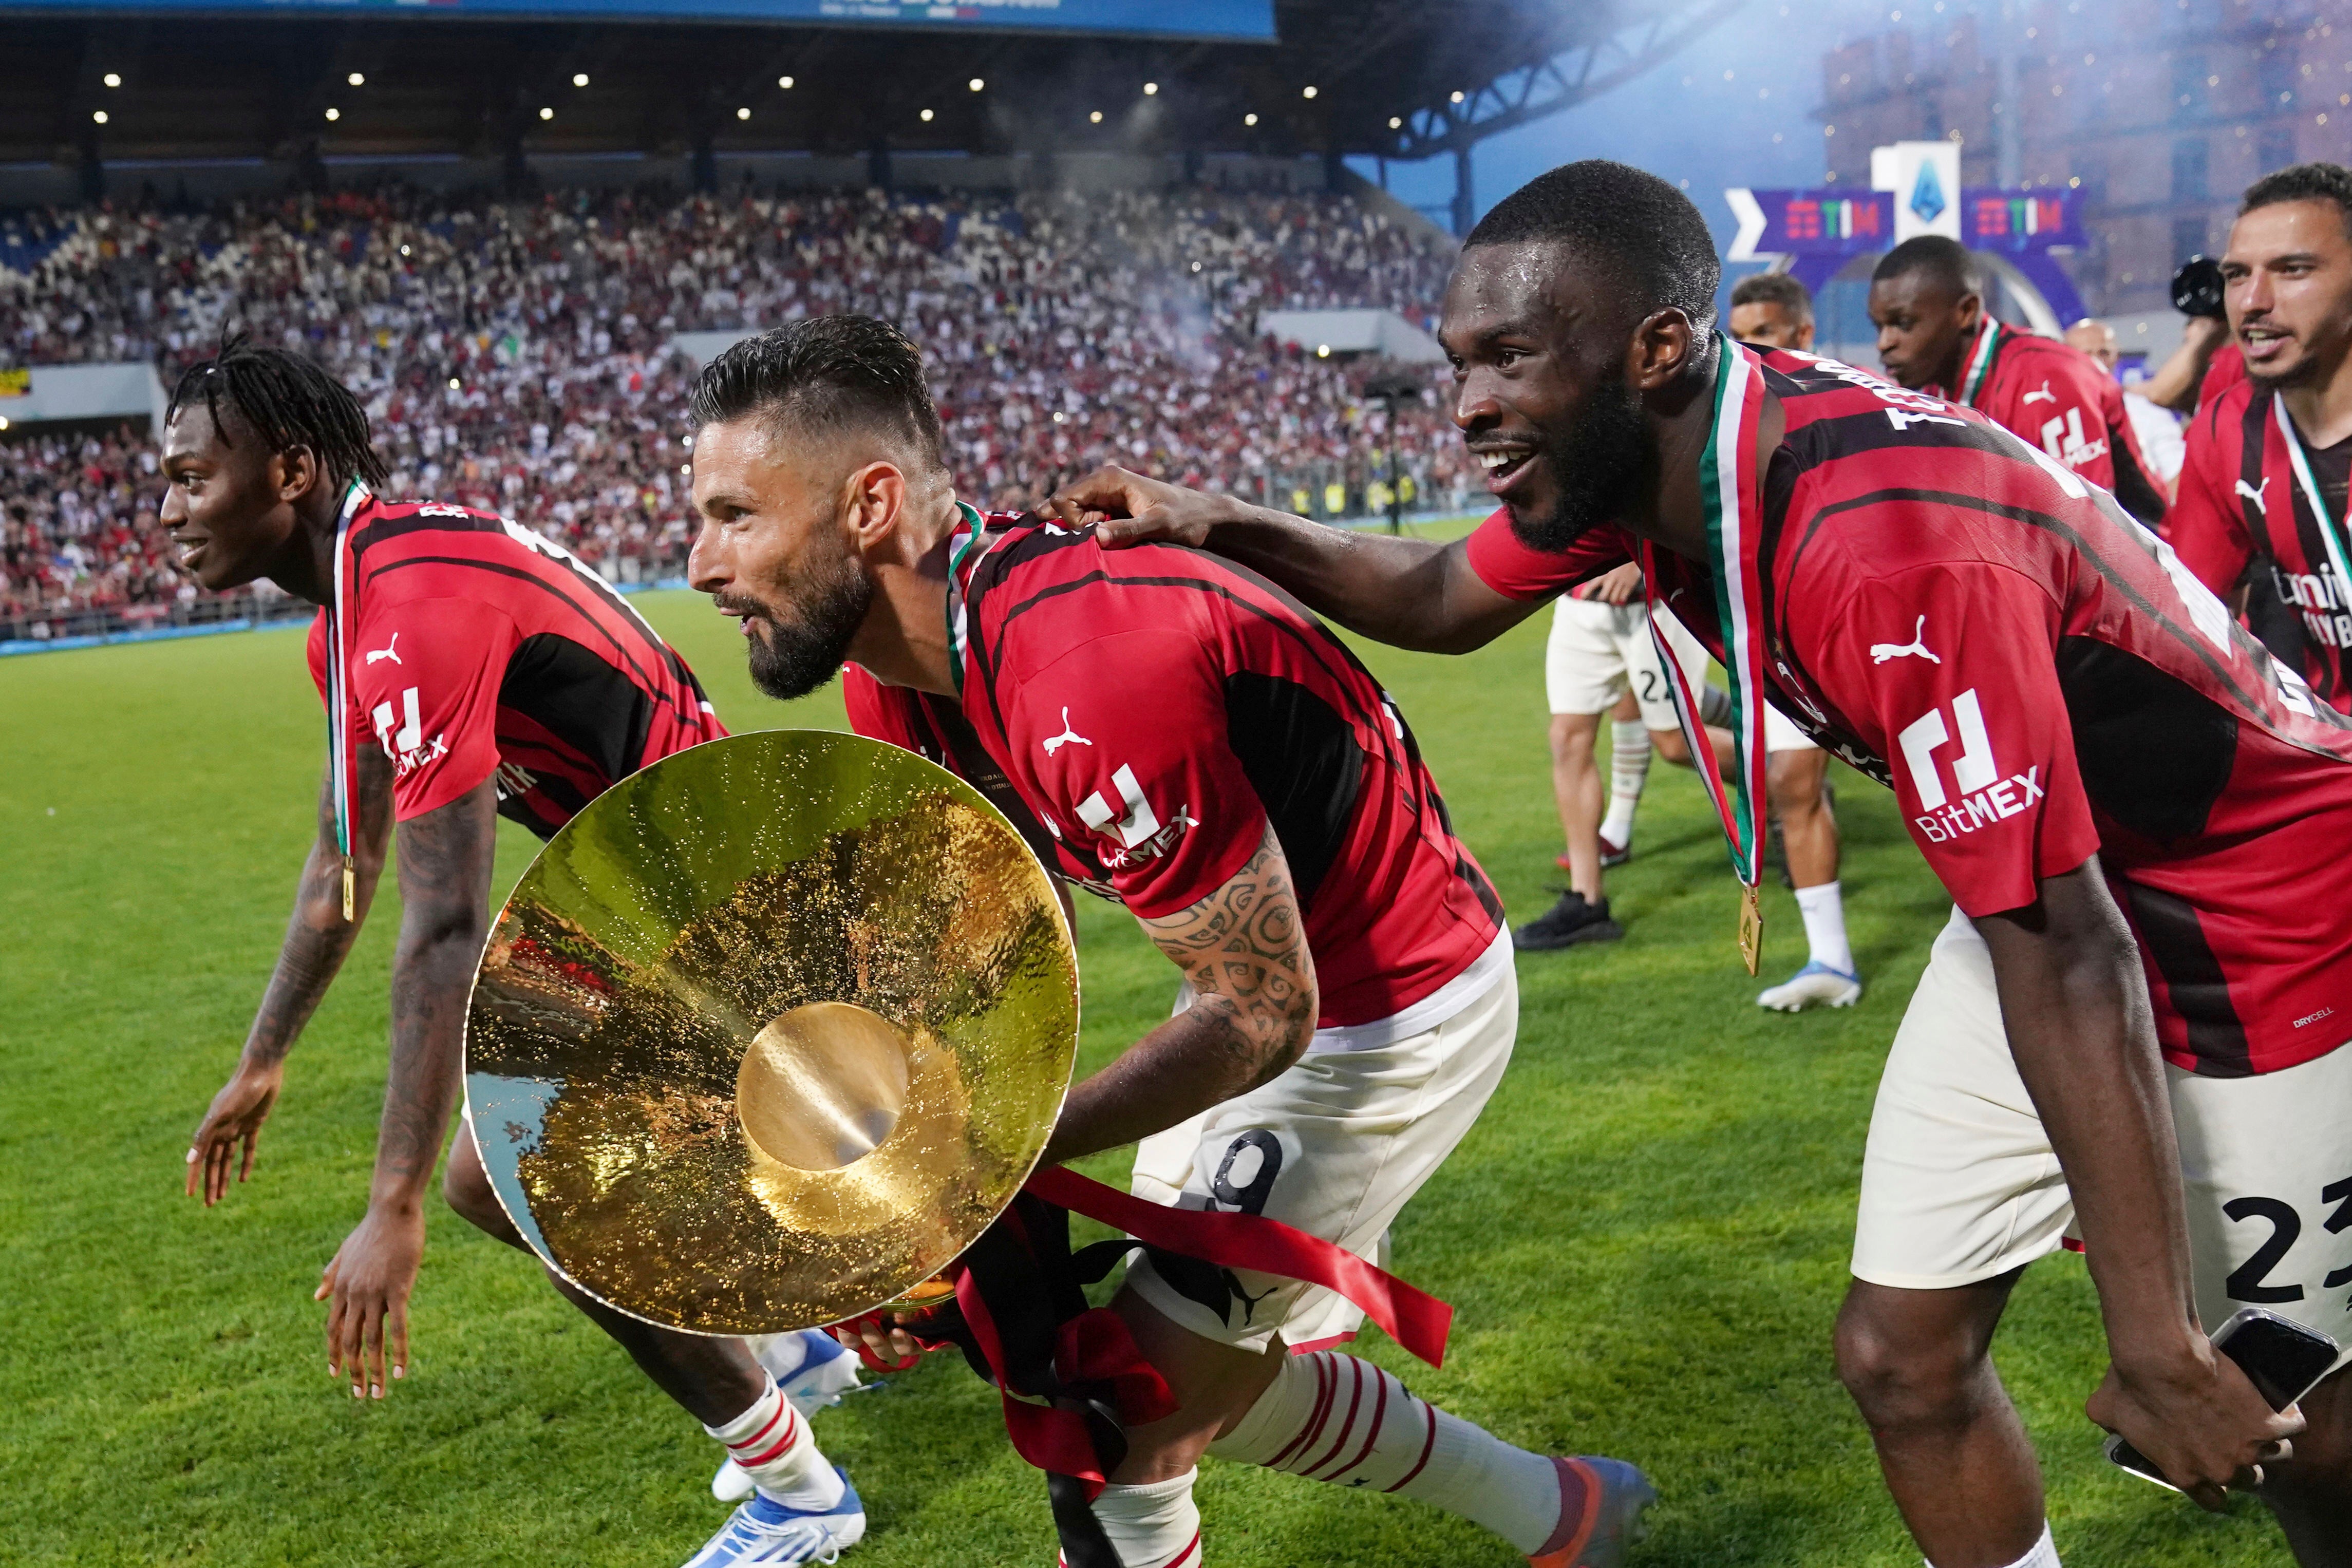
[684,1471,866,1566]
[714,1333,865,1501]
[1529,1456,1657,1568]
[1513,891,1625,952]
[1756,959,1862,1013]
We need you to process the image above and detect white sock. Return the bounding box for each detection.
[1209,1351,1564,1555]
[1794,880,1854,975]
[1066,1470,1200,1567]
[1603,722,1650,843]
[1936,1522,2060,1568]
[704,1373,843,1512]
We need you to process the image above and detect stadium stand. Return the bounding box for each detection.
[0,182,1469,641]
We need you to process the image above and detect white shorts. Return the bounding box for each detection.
[1853,906,2352,1372]
[1545,595,1679,730]
[1122,931,1518,1353]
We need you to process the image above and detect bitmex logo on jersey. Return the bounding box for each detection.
[371,685,449,780]
[1897,687,2044,843]
[1075,763,1196,868]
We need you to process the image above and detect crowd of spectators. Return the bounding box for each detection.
[1,181,1472,637]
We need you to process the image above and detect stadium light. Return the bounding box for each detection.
[737,106,751,120]
[91,110,107,124]
[102,73,121,88]
[347,72,364,86]
[1302,85,1318,99]
[448,377,461,390]
[573,72,590,87]
[325,107,341,122]
[1143,82,1158,96]
[0,416,10,431]
[969,78,984,91]
[539,106,554,120]
[920,108,934,122]
[1244,112,1258,126]
[1316,344,1331,357]
[779,75,795,89]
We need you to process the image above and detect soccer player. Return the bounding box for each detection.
[1869,235,2170,525]
[163,342,867,1568]
[1725,272,1859,1011]
[2171,163,2352,709]
[2061,318,2188,491]
[683,315,1657,1568]
[1053,161,2351,1567]
[1517,560,1702,950]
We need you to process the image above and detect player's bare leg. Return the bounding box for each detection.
[1758,748,1861,1012]
[1518,709,1624,951]
[1096,1287,1652,1567]
[2263,1366,2352,1566]
[1835,1272,2050,1568]
[443,1135,863,1563]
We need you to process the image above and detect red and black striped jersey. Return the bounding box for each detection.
[306,488,727,839]
[839,663,1063,873]
[852,511,1505,1033]
[1931,317,2167,525]
[2170,377,2352,705]
[1467,344,2352,1079]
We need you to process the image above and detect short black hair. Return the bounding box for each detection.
[1872,236,1980,298]
[167,333,388,489]
[2241,161,2352,238]
[1465,160,1721,333]
[1729,270,1814,324]
[689,315,946,468]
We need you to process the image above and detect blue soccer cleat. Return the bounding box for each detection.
[683,1469,865,1566]
[1757,959,1861,1013]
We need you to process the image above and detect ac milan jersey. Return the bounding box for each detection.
[2170,379,2352,706]
[1466,345,2352,1078]
[855,512,1506,1031]
[306,488,726,838]
[1934,317,2167,524]
[839,664,1062,871]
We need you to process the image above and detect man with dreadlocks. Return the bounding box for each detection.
[166,340,872,1567]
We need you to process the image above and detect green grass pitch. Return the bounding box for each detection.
[0,581,2290,1565]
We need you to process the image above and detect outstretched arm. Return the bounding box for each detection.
[1979,858,2299,1507]
[316,776,500,1399]
[186,749,394,1205]
[1041,822,1318,1165]
[1049,466,1539,655]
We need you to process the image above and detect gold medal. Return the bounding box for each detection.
[342,859,356,923]
[1738,884,1762,976]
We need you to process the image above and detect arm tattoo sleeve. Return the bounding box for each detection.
[1138,821,1319,1086]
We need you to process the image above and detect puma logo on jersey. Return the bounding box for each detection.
[2021,381,2056,405]
[1042,707,1093,754]
[365,633,402,665]
[1870,616,1941,665]
[2236,477,2273,515]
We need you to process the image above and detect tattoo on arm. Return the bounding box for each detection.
[373,778,499,1204]
[242,749,396,1067]
[1139,822,1319,1088]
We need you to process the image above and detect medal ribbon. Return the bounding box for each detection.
[323,480,370,921]
[2274,392,2352,621]
[1956,314,2005,409]
[1641,334,1771,957]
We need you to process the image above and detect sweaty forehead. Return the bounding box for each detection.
[1443,241,1616,345]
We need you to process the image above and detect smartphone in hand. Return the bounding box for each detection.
[2105,1308,2342,1491]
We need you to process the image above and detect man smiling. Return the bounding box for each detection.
[1052,159,2352,1567]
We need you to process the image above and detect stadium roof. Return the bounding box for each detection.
[0,0,1739,173]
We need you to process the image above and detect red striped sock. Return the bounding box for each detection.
[1209,1350,1561,1554]
[703,1374,841,1512]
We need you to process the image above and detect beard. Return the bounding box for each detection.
[724,556,873,702]
[1506,370,1657,555]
